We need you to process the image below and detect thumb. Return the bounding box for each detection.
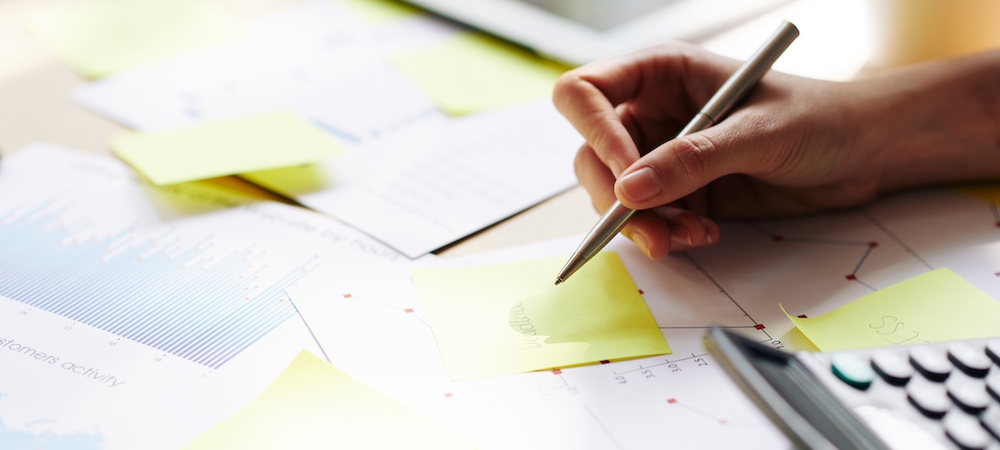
[613,127,755,210]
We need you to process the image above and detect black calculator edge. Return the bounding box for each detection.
[704,326,889,450]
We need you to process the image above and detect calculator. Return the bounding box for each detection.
[705,326,1000,450]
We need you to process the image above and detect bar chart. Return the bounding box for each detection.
[0,206,314,369]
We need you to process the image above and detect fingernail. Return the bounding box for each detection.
[701,217,715,245]
[671,227,692,248]
[619,166,661,202]
[630,232,650,257]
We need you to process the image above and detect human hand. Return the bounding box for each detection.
[553,44,1000,258]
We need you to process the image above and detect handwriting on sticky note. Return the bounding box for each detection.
[411,252,670,380]
[112,111,344,185]
[784,268,1000,352]
[181,350,473,450]
[391,32,569,115]
[867,315,929,346]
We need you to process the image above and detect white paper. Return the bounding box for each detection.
[290,185,1000,449]
[71,0,452,139]
[244,100,581,257]
[73,0,582,258]
[0,143,408,449]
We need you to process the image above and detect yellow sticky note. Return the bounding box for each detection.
[412,252,670,380]
[392,32,570,115]
[342,0,423,24]
[112,111,344,185]
[22,0,241,79]
[783,268,1000,352]
[182,350,474,450]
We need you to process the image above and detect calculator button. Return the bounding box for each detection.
[911,346,954,381]
[908,380,953,418]
[944,410,994,450]
[987,341,1000,366]
[831,353,875,390]
[980,404,1000,441]
[947,376,992,414]
[950,343,993,378]
[871,350,914,385]
[985,372,1000,402]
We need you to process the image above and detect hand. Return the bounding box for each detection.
[553,43,1000,258]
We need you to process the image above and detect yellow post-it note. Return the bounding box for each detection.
[342,0,423,24]
[181,350,474,450]
[391,32,570,115]
[783,268,1000,352]
[411,252,670,380]
[111,111,344,185]
[22,0,241,79]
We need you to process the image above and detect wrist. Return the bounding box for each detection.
[854,50,1000,193]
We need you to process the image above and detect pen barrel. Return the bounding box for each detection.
[557,21,799,284]
[583,201,635,258]
[557,201,635,282]
[701,20,799,123]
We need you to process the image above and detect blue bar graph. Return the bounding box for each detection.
[0,207,314,369]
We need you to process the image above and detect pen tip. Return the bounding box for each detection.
[554,278,563,286]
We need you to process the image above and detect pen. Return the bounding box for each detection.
[555,20,799,285]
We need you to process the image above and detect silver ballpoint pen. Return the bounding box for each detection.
[555,20,799,285]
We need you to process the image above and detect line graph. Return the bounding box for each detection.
[0,205,315,369]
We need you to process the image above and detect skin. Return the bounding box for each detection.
[553,43,1000,259]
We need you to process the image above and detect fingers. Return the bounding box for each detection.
[622,207,719,258]
[553,44,716,177]
[613,101,787,211]
[554,63,642,177]
[574,142,617,211]
[575,143,720,258]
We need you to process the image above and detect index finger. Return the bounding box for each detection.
[551,44,730,179]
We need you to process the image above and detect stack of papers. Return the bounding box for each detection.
[66,0,581,258]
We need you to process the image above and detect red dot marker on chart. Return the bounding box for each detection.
[755,324,765,330]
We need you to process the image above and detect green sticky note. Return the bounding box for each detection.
[112,111,344,185]
[784,268,1000,352]
[181,351,473,450]
[22,0,241,79]
[412,252,670,380]
[392,32,570,115]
